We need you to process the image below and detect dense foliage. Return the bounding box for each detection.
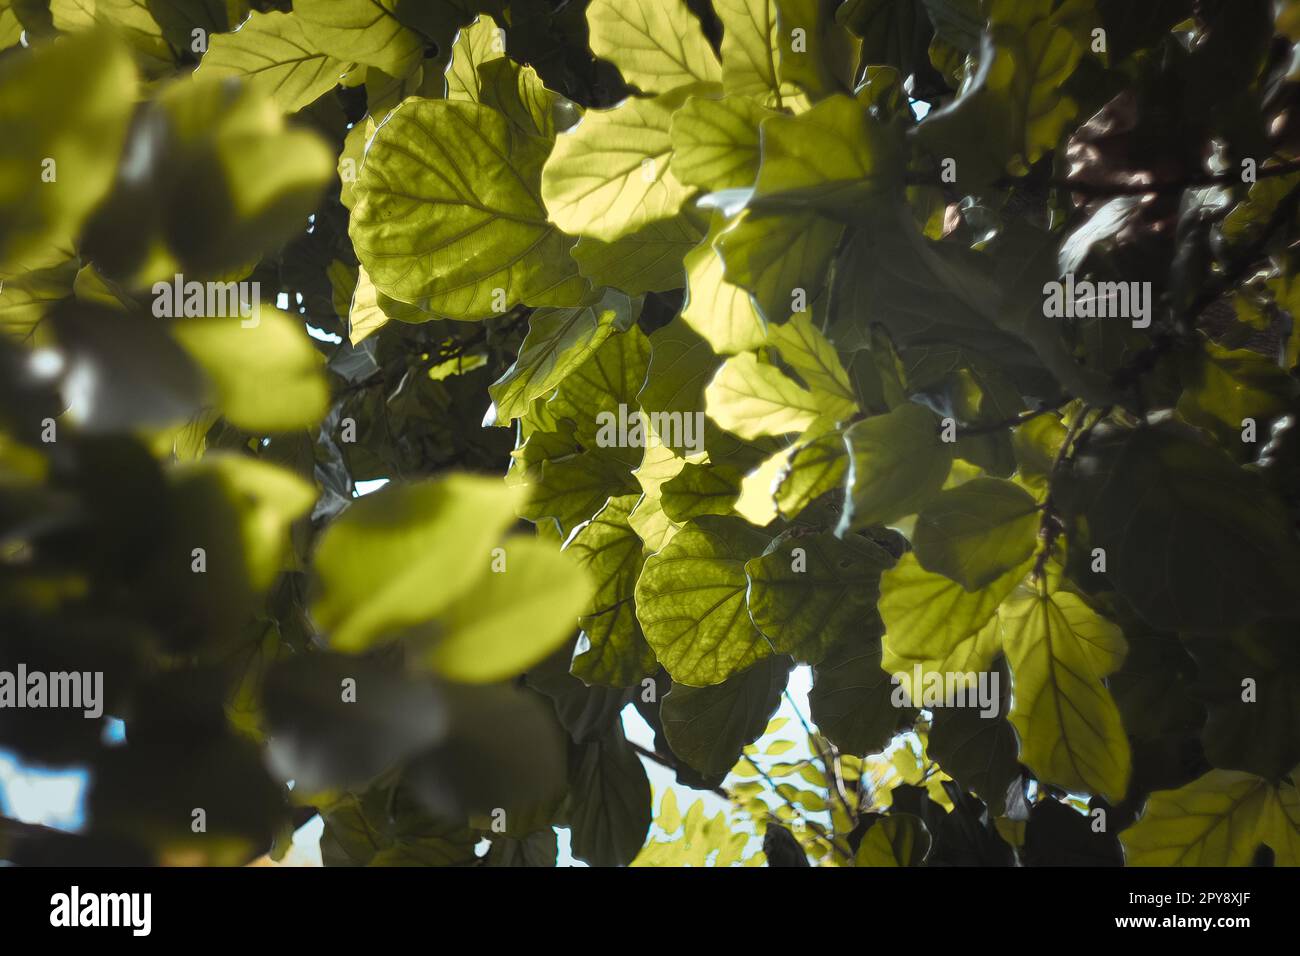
[1,0,1299,867]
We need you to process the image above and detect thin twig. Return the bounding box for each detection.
[951,396,1072,437]
[1032,405,1109,584]
[905,157,1300,197]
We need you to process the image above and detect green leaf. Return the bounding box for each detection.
[346,264,420,344]
[752,94,900,209]
[774,0,860,100]
[746,530,894,663]
[418,536,593,683]
[0,252,78,340]
[628,493,683,554]
[1273,780,1300,865]
[838,0,932,77]
[920,0,983,52]
[634,515,773,686]
[524,638,630,743]
[146,454,316,651]
[767,312,858,420]
[705,351,822,439]
[928,660,1019,815]
[669,94,774,191]
[913,0,1083,182]
[732,442,797,527]
[912,477,1040,590]
[716,208,842,323]
[827,214,1028,358]
[809,619,909,754]
[586,0,722,93]
[196,11,349,114]
[262,652,448,795]
[184,453,316,588]
[171,307,330,432]
[715,0,799,106]
[311,474,524,652]
[445,14,504,102]
[1079,425,1300,633]
[564,495,659,688]
[838,402,953,532]
[47,304,206,433]
[1184,622,1300,780]
[518,449,640,539]
[773,427,849,518]
[0,30,137,268]
[1000,589,1131,802]
[404,681,568,822]
[1121,770,1299,866]
[548,324,653,462]
[907,352,1023,477]
[86,725,286,865]
[81,77,335,281]
[322,787,479,867]
[879,551,1026,679]
[0,2,21,50]
[661,462,743,521]
[542,92,696,243]
[656,789,684,833]
[1177,340,1296,449]
[51,0,176,74]
[662,655,791,778]
[638,315,721,418]
[572,214,703,295]
[855,813,931,866]
[569,725,653,866]
[475,57,562,141]
[680,213,769,354]
[489,290,635,423]
[351,98,584,319]
[486,828,559,867]
[294,0,453,79]
[145,0,242,51]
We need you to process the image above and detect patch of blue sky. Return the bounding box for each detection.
[354,478,390,497]
[0,717,126,835]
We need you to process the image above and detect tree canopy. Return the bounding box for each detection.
[0,0,1298,868]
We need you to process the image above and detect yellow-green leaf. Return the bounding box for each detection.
[715,0,799,106]
[543,93,696,242]
[999,589,1130,802]
[295,0,453,79]
[0,30,137,268]
[767,312,857,420]
[586,0,722,93]
[419,536,593,682]
[171,306,329,432]
[669,94,775,191]
[838,402,953,531]
[197,11,350,114]
[880,551,1026,679]
[680,213,769,354]
[1121,770,1296,866]
[705,352,822,439]
[311,475,524,652]
[351,98,584,318]
[634,515,772,686]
